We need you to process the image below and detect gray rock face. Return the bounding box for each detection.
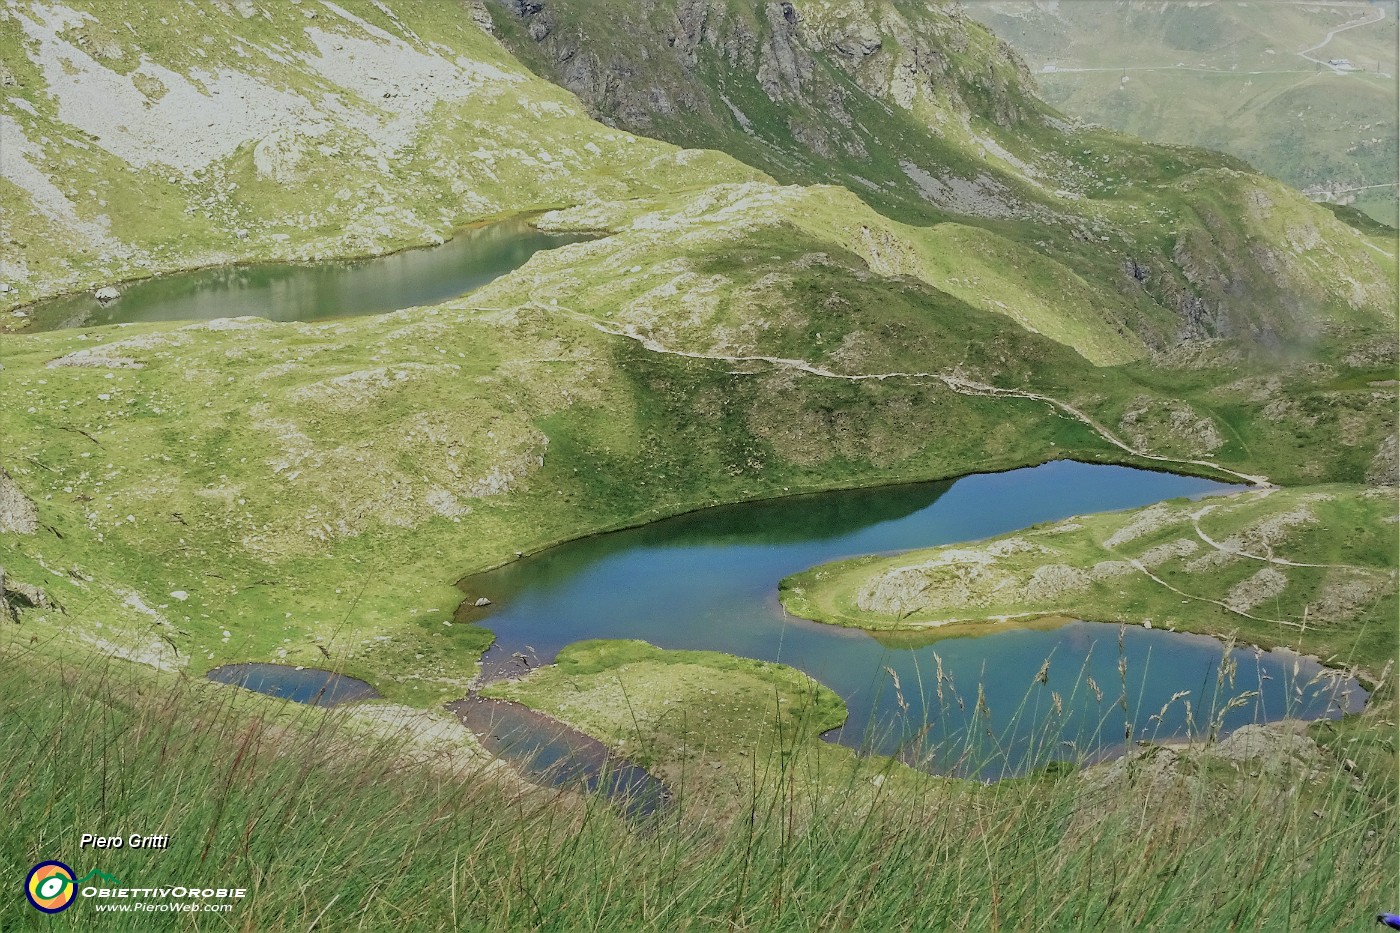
[756,2,812,102]
[0,469,39,535]
[466,0,495,32]
[94,285,121,304]
[0,565,50,622]
[491,0,1034,167]
[0,568,11,624]
[1366,434,1397,486]
[1206,723,1320,777]
[5,578,49,609]
[833,24,881,59]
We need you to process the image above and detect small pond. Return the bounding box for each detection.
[459,461,1365,779]
[450,696,668,819]
[19,217,592,331]
[207,663,379,707]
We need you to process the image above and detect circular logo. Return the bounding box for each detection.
[25,861,76,913]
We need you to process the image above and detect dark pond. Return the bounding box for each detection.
[450,696,668,818]
[459,461,1365,779]
[207,663,379,707]
[20,217,592,331]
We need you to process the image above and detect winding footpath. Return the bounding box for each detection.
[1125,558,1303,630]
[1189,504,1386,574]
[540,306,1272,488]
[1296,5,1387,73]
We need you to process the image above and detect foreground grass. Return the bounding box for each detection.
[1,643,1394,931]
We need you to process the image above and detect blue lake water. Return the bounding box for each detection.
[460,461,1364,778]
[207,663,379,707]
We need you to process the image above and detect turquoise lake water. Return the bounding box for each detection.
[461,461,1363,778]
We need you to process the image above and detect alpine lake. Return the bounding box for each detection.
[101,221,1364,796]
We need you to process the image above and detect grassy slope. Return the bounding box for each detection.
[0,3,1393,925]
[0,0,1390,713]
[3,177,1393,707]
[0,0,763,309]
[2,646,1392,931]
[781,484,1398,676]
[966,0,1400,225]
[482,640,876,798]
[0,229,1134,706]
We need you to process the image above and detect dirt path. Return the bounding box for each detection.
[1297,5,1387,72]
[1189,504,1385,574]
[549,308,1272,488]
[1126,558,1304,629]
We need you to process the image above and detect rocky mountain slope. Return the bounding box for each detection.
[485,0,1396,354]
[0,0,759,306]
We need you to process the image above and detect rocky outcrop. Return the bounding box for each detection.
[485,0,1391,359]
[1205,723,1321,777]
[1224,567,1288,614]
[0,566,50,623]
[0,469,38,535]
[253,129,310,184]
[1118,396,1225,457]
[5,577,49,610]
[832,22,880,59]
[489,0,1041,156]
[756,2,812,102]
[47,350,145,369]
[1366,435,1397,486]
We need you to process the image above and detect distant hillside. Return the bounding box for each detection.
[485,0,1397,357]
[966,0,1400,227]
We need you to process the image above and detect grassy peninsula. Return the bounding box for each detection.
[781,484,1398,675]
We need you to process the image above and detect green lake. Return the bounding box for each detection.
[20,217,591,331]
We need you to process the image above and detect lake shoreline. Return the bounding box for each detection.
[2,210,612,334]
[454,454,1248,600]
[447,463,1356,782]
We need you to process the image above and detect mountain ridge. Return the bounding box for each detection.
[485,0,1396,354]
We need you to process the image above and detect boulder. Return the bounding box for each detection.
[474,597,492,607]
[834,24,881,59]
[94,285,121,304]
[4,578,49,609]
[0,567,11,624]
[0,469,38,535]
